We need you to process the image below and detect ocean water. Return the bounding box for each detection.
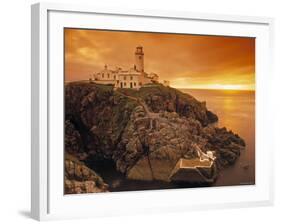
[180,89,255,186]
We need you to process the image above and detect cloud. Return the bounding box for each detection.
[64,28,255,90]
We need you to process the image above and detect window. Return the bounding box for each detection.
[114,75,116,80]
[124,76,126,80]
[130,76,133,80]
[134,82,136,86]
[102,73,104,78]
[139,82,142,86]
[108,74,110,78]
[124,82,126,86]
[117,80,119,84]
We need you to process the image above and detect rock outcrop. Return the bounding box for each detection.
[118,85,218,126]
[64,82,245,187]
[64,153,108,194]
[114,107,203,181]
[65,83,138,159]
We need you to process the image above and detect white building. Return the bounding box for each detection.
[92,46,162,90]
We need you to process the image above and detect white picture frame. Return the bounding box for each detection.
[31,2,274,221]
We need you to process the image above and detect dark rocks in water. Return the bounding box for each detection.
[64,82,245,187]
[201,126,246,167]
[64,153,109,194]
[206,110,219,123]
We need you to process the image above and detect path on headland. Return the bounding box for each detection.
[115,90,161,179]
[116,90,159,119]
[116,90,213,161]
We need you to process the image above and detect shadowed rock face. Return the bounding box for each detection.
[115,107,202,180]
[64,154,108,194]
[64,82,245,186]
[65,83,138,159]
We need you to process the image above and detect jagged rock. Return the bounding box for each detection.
[64,153,108,194]
[65,120,83,154]
[114,106,218,181]
[65,180,107,194]
[201,126,245,167]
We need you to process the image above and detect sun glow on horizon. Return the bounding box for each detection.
[170,83,255,91]
[65,29,255,91]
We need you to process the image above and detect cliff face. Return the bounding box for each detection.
[64,82,245,187]
[65,83,138,159]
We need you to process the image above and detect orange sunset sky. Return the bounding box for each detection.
[65,28,255,90]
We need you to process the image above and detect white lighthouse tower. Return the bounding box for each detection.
[135,46,144,72]
[92,45,168,89]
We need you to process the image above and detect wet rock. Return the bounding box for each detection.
[65,180,108,194]
[64,153,108,194]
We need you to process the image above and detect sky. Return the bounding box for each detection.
[65,28,255,90]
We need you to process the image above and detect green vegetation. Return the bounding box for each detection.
[117,84,196,102]
[111,93,139,140]
[66,81,114,92]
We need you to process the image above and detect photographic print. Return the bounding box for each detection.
[64,28,255,194]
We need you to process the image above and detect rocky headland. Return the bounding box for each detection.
[64,82,245,194]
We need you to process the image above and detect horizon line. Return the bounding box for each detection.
[65,80,255,91]
[174,87,255,91]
